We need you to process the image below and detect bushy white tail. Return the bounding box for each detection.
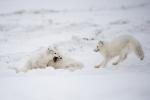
[130,38,144,60]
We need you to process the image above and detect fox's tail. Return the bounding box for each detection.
[130,37,144,60]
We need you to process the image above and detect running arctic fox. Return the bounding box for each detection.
[94,35,144,68]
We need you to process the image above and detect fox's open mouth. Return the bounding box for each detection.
[53,57,58,62]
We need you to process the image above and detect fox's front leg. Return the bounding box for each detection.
[95,58,109,68]
[94,63,101,68]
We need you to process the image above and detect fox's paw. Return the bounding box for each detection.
[94,65,101,68]
[112,62,118,65]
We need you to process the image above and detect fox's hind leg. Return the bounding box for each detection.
[112,52,128,65]
[95,57,109,68]
[112,56,122,65]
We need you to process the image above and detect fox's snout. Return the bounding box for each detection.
[94,49,99,52]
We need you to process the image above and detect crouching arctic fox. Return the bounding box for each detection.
[17,46,83,72]
[94,35,144,68]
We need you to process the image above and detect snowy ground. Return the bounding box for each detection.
[0,0,150,100]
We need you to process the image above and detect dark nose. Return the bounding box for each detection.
[60,57,62,59]
[94,49,97,52]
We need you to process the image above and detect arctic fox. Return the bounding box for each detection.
[16,46,83,72]
[94,35,144,68]
[17,46,62,72]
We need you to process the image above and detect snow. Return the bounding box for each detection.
[0,0,150,100]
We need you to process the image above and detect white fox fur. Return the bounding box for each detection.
[94,35,144,68]
[16,46,83,72]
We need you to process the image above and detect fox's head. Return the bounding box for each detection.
[94,41,104,52]
[47,46,63,63]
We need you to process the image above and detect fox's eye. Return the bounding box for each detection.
[54,53,56,54]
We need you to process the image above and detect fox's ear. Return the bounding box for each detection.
[47,48,53,54]
[98,41,104,46]
[47,46,52,50]
[54,46,58,51]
